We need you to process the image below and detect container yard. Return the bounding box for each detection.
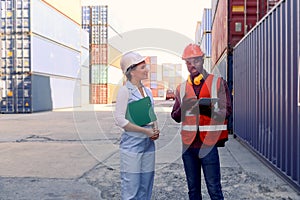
[0,0,299,197]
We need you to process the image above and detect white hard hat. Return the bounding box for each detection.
[120,51,146,74]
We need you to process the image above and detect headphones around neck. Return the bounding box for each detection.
[187,74,203,85]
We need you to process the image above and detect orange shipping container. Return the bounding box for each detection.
[90,84,108,104]
[90,44,108,65]
[151,88,158,97]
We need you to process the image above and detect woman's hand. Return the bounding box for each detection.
[144,127,160,140]
[150,128,160,141]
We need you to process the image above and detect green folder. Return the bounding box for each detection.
[125,96,157,126]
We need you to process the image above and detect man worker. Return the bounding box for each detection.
[171,44,232,200]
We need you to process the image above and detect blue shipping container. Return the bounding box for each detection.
[200,32,212,57]
[200,8,212,33]
[233,0,300,191]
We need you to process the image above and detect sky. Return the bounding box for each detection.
[82,0,212,73]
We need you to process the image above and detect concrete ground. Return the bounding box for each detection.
[0,100,299,200]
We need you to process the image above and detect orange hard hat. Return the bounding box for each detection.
[182,43,204,59]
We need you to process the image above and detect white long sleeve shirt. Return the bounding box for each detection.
[114,81,153,129]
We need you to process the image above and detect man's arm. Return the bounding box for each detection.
[171,88,182,123]
[213,78,232,121]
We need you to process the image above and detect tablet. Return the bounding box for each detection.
[198,98,219,106]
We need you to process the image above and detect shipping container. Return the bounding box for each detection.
[200,8,212,34]
[90,83,107,104]
[196,8,212,58]
[90,64,107,84]
[31,35,80,78]
[211,0,280,130]
[90,44,108,65]
[233,0,300,191]
[211,0,228,66]
[81,29,90,106]
[1,0,82,113]
[200,32,212,57]
[31,0,81,50]
[203,57,212,73]
[42,0,81,24]
[82,5,109,104]
[212,0,281,66]
[81,5,108,45]
[1,74,80,112]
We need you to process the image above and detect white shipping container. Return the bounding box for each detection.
[42,0,81,24]
[31,0,81,51]
[49,76,80,109]
[31,35,80,78]
[81,66,89,86]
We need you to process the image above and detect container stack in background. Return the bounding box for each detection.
[195,8,212,73]
[82,5,108,104]
[162,63,183,92]
[81,5,123,104]
[0,0,86,113]
[143,56,183,99]
[143,56,162,98]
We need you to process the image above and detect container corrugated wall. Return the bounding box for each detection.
[211,0,228,66]
[0,0,82,113]
[200,8,212,34]
[233,0,300,190]
[212,0,281,67]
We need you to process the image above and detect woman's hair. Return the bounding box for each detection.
[125,64,137,80]
[124,61,145,80]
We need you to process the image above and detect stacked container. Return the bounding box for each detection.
[211,0,281,82]
[0,0,82,113]
[143,56,163,97]
[82,5,108,104]
[196,8,212,72]
[233,0,300,191]
[162,63,183,97]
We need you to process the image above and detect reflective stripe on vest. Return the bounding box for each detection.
[182,124,227,132]
[178,74,228,145]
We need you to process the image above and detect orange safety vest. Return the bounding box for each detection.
[178,74,228,146]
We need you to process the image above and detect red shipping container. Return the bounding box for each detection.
[212,0,280,66]
[90,44,108,65]
[90,84,108,104]
[211,0,228,66]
